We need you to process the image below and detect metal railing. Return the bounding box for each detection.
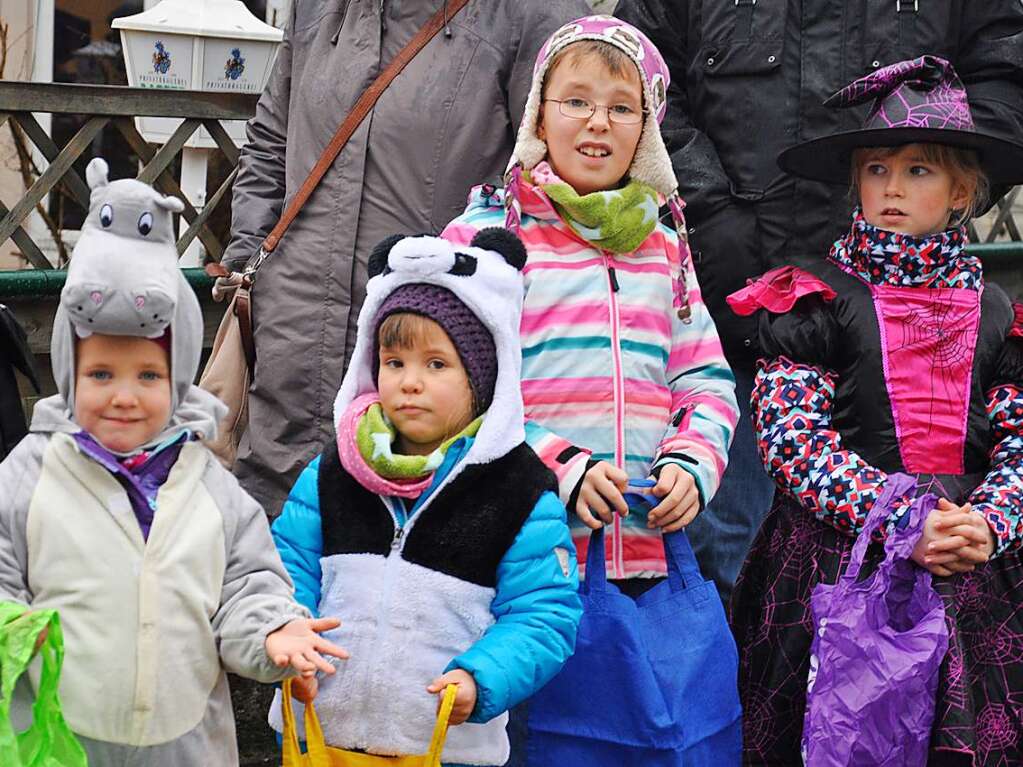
[0,81,259,268]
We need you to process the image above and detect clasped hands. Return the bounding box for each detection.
[911,499,995,576]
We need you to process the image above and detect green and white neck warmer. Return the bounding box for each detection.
[528,161,660,253]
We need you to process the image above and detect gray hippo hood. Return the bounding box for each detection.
[41,158,226,450]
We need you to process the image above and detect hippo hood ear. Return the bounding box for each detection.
[86,158,109,190]
[470,228,527,271]
[154,194,185,213]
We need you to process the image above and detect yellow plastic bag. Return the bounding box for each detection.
[281,679,457,767]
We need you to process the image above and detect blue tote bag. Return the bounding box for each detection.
[526,527,742,766]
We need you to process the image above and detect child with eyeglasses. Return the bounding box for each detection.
[445,15,738,596]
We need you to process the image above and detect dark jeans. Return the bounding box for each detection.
[686,365,776,607]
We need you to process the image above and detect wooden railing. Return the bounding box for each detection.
[972,187,1022,244]
[0,81,259,268]
[0,80,1020,288]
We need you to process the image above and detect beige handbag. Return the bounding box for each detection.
[199,270,253,467]
[198,0,471,469]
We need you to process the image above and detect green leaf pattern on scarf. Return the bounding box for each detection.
[536,175,660,254]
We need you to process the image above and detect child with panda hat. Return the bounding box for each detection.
[268,229,583,766]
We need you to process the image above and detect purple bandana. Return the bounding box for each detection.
[74,431,188,541]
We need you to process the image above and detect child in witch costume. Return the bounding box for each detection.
[728,56,1023,763]
[267,230,582,766]
[444,15,738,590]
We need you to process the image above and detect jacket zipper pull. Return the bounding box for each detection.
[608,266,620,292]
[391,526,403,550]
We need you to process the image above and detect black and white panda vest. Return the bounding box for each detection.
[309,442,553,764]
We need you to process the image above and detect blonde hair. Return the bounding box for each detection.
[376,312,477,435]
[851,143,989,223]
[541,40,640,98]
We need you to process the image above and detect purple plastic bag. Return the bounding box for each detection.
[803,473,949,766]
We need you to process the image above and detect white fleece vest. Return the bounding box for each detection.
[26,435,225,745]
[269,553,509,766]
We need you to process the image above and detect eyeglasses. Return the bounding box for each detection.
[544,97,645,125]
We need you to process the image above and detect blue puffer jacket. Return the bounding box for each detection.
[270,435,581,762]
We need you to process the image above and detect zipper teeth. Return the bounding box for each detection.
[604,253,626,578]
[364,495,402,728]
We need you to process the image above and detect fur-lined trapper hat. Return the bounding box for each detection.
[510,14,675,196]
[504,15,694,320]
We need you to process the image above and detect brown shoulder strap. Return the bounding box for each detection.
[258,0,472,261]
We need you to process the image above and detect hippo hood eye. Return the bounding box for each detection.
[99,204,113,228]
[138,211,153,236]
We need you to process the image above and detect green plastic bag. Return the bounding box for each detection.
[0,602,88,766]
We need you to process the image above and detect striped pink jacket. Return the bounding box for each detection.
[443,182,737,577]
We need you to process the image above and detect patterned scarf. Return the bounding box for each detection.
[356,402,481,480]
[828,209,981,290]
[526,161,659,253]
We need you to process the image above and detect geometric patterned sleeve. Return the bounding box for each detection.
[967,383,1023,556]
[752,357,909,536]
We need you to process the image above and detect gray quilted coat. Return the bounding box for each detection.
[223,0,588,514]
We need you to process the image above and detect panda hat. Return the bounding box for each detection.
[333,229,528,469]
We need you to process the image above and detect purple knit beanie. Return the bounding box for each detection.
[373,283,498,414]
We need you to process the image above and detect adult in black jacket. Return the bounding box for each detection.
[615,0,1023,602]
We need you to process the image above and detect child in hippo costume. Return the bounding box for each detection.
[0,158,348,766]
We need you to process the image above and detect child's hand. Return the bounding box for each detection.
[646,465,700,532]
[923,500,995,573]
[22,613,48,656]
[426,669,477,726]
[576,461,629,530]
[265,617,349,677]
[911,504,960,576]
[290,674,319,704]
[911,500,993,576]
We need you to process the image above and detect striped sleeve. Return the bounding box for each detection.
[441,186,507,245]
[524,420,592,505]
[651,242,739,507]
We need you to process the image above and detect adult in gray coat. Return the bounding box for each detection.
[223,0,588,517]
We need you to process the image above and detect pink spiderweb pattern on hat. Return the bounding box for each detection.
[829,55,974,131]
